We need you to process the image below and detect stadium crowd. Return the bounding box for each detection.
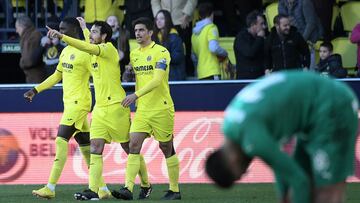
[1,0,360,82]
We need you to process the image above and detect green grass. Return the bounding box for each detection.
[0,183,359,203]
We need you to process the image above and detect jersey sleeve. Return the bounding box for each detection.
[35,69,62,93]
[62,35,100,56]
[83,28,90,43]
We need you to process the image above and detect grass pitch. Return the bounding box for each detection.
[0,183,359,203]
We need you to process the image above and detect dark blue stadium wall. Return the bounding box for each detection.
[1,79,360,112]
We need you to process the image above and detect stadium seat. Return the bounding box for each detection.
[331,5,340,31]
[340,1,360,32]
[11,0,26,8]
[265,2,278,31]
[129,39,139,51]
[218,37,236,65]
[331,37,357,76]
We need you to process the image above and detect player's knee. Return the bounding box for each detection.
[314,183,346,203]
[90,139,105,154]
[129,140,142,154]
[74,132,90,146]
[121,142,130,154]
[159,142,173,158]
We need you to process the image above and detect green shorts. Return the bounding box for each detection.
[130,108,175,142]
[90,103,131,143]
[60,105,90,133]
[295,92,358,187]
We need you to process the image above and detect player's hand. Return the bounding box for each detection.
[121,93,138,107]
[76,17,87,30]
[24,88,38,102]
[180,14,191,29]
[46,26,63,39]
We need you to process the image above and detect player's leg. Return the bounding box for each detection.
[314,182,346,203]
[159,140,181,200]
[32,125,76,199]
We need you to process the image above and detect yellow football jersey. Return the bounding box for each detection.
[89,42,126,107]
[56,45,92,110]
[130,41,174,111]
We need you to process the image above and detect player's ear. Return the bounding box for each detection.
[149,30,153,37]
[101,33,107,42]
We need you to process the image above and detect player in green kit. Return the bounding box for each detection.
[25,17,110,199]
[112,17,180,200]
[46,18,150,200]
[206,71,358,203]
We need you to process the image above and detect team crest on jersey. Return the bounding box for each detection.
[147,55,152,61]
[70,54,75,60]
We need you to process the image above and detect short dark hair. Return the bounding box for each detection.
[132,17,154,31]
[93,21,112,42]
[198,3,213,19]
[274,14,289,25]
[246,10,263,28]
[62,17,81,33]
[205,149,237,188]
[320,41,333,52]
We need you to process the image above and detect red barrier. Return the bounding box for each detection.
[0,112,359,184]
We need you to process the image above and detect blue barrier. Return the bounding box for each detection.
[1,79,360,112]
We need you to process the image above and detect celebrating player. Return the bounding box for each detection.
[46,18,150,200]
[206,71,358,203]
[112,17,180,200]
[26,17,109,199]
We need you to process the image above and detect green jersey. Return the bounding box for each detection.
[223,71,358,203]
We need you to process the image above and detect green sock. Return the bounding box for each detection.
[166,155,180,192]
[125,154,140,192]
[89,154,103,193]
[139,155,150,187]
[48,137,68,185]
[79,146,107,188]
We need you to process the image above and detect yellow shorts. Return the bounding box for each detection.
[90,103,131,143]
[130,108,174,142]
[60,105,90,133]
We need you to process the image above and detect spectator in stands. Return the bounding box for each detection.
[151,0,198,78]
[311,0,335,41]
[15,16,46,83]
[40,19,65,77]
[234,10,266,79]
[154,10,186,81]
[265,14,310,73]
[84,0,116,27]
[191,3,228,80]
[124,0,153,38]
[350,23,360,77]
[315,41,347,78]
[106,15,130,78]
[278,0,323,43]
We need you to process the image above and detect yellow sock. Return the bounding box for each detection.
[125,154,140,192]
[139,155,150,187]
[89,154,103,193]
[166,155,180,192]
[79,146,107,188]
[48,137,68,185]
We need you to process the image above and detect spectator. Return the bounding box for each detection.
[311,0,335,41]
[106,15,130,78]
[278,0,323,43]
[191,3,228,80]
[234,10,266,79]
[350,23,360,76]
[154,10,186,81]
[15,16,46,83]
[151,0,198,78]
[84,0,115,26]
[124,0,153,38]
[265,14,310,72]
[315,41,347,78]
[40,19,65,77]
